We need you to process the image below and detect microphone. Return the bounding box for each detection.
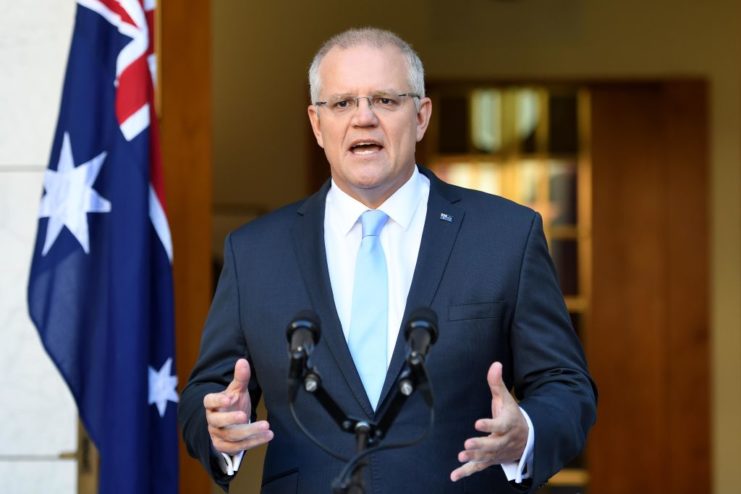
[403,307,438,363]
[286,310,321,357]
[286,310,321,401]
[403,307,438,406]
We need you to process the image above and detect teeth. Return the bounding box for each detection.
[350,140,382,154]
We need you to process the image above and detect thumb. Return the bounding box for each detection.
[487,362,509,416]
[226,358,251,394]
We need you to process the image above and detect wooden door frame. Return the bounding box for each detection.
[160,1,213,492]
[158,6,711,484]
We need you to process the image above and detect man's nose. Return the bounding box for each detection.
[351,97,378,126]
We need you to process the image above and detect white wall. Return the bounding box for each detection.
[0,2,78,492]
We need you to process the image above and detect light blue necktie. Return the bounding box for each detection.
[348,210,389,409]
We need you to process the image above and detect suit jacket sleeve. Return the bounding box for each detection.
[512,213,597,490]
[177,233,261,491]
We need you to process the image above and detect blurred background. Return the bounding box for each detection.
[1,0,738,493]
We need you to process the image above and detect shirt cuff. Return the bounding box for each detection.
[218,450,245,476]
[500,407,535,484]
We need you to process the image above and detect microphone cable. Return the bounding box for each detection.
[289,399,350,462]
[333,406,435,491]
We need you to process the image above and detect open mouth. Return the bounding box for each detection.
[349,140,384,155]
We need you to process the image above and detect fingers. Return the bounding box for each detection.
[203,391,237,410]
[487,361,523,435]
[208,418,269,440]
[452,413,528,479]
[225,358,251,393]
[450,459,495,482]
[204,359,267,455]
[451,361,529,482]
[451,433,522,482]
[203,359,253,416]
[487,362,508,415]
[207,409,249,429]
[457,433,520,463]
[474,417,511,436]
[460,434,503,457]
[209,420,274,455]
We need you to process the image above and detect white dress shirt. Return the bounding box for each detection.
[324,166,429,363]
[324,166,533,482]
[222,166,534,483]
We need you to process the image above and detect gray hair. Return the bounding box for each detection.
[308,27,425,104]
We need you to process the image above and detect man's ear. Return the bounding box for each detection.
[307,105,324,148]
[415,97,432,142]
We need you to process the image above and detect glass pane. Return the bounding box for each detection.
[518,159,540,205]
[548,93,578,154]
[430,162,502,196]
[516,88,540,154]
[549,159,578,226]
[470,89,502,153]
[438,95,470,153]
[550,238,579,296]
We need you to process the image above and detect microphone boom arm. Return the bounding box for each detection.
[287,307,438,494]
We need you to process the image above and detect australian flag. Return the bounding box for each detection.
[27,1,178,493]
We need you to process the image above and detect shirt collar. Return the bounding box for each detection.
[326,165,426,235]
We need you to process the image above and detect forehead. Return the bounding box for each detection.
[318,44,409,95]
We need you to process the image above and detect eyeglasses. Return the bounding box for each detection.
[314,93,420,116]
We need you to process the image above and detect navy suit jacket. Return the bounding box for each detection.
[179,168,597,493]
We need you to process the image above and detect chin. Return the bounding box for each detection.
[345,164,384,182]
[350,178,384,192]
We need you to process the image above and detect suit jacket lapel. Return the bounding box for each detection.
[378,169,465,408]
[291,182,375,416]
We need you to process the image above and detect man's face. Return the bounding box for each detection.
[308,44,432,208]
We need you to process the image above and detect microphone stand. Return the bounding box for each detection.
[290,353,433,494]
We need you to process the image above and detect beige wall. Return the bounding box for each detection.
[0,1,78,492]
[213,1,741,492]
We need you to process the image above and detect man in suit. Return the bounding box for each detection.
[179,28,597,493]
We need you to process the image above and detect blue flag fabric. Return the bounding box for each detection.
[27,2,178,493]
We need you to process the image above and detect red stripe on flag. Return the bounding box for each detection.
[115,56,149,125]
[98,0,137,27]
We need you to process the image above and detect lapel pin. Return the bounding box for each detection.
[439,212,453,223]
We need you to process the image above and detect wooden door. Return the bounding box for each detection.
[588,81,710,493]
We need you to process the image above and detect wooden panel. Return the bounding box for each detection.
[661,82,711,492]
[588,82,709,493]
[159,2,213,493]
[589,84,669,491]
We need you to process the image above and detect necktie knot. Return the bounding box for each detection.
[360,210,389,238]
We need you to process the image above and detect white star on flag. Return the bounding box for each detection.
[39,132,111,255]
[148,357,179,418]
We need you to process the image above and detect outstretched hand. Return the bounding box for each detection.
[203,358,273,455]
[450,362,528,482]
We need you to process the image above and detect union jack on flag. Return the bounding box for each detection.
[27,1,178,492]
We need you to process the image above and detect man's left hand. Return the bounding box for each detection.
[450,361,528,482]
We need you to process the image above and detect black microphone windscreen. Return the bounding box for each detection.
[292,310,320,328]
[404,307,439,343]
[286,310,321,344]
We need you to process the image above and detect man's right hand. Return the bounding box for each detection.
[204,358,274,455]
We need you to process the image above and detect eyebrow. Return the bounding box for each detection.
[326,89,401,99]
